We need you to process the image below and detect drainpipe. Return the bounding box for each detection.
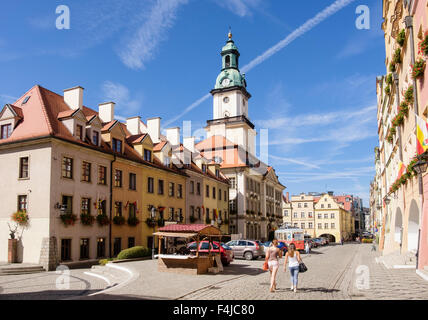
[109,154,116,258]
[393,72,403,162]
[405,15,423,269]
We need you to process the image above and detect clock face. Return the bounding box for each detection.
[222,78,230,86]
[223,97,229,103]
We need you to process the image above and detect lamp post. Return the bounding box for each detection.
[411,156,428,270]
[151,206,157,260]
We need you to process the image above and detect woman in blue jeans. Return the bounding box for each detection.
[284,243,302,293]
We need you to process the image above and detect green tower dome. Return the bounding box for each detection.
[214,31,247,90]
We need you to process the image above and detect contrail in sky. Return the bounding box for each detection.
[163,0,357,128]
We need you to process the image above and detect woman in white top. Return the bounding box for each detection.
[265,239,282,292]
[284,243,302,293]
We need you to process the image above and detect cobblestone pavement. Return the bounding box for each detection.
[180,243,428,300]
[2,244,428,300]
[0,269,108,300]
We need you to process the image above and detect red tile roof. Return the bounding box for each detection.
[159,224,216,233]
[0,85,187,177]
[196,135,236,150]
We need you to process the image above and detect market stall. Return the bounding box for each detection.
[153,224,223,275]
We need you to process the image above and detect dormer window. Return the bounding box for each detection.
[92,131,99,146]
[144,149,152,162]
[1,124,12,139]
[164,157,170,167]
[76,125,83,140]
[216,169,220,178]
[202,164,207,173]
[112,138,122,153]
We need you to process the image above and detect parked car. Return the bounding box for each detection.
[309,238,319,248]
[262,241,287,255]
[187,241,234,266]
[313,238,324,246]
[319,237,329,245]
[226,240,265,260]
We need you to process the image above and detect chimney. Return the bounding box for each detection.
[183,136,195,153]
[147,117,161,143]
[99,102,115,123]
[64,86,84,110]
[166,127,180,147]
[126,116,142,135]
[286,192,290,202]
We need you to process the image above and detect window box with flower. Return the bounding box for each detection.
[412,58,426,79]
[113,215,126,225]
[80,214,95,226]
[11,210,29,226]
[96,214,110,226]
[60,213,77,226]
[127,216,140,227]
[397,29,406,47]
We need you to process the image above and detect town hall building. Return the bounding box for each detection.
[195,31,285,241]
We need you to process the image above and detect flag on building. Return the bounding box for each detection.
[396,161,405,180]
[416,113,428,155]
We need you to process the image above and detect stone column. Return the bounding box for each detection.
[39,237,59,271]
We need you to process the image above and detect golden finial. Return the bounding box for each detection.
[228,26,232,40]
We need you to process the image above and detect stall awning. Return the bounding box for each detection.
[153,232,198,238]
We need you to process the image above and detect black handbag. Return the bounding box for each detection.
[299,262,308,273]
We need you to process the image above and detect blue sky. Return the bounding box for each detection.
[0,0,385,205]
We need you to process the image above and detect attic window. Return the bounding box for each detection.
[22,96,31,105]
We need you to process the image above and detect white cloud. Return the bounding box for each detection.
[213,0,261,17]
[164,0,357,126]
[118,0,188,70]
[101,81,142,116]
[0,94,18,104]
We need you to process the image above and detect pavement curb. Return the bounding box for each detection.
[416,270,428,282]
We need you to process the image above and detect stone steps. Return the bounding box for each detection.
[0,265,45,275]
[85,264,130,287]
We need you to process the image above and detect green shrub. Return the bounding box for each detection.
[99,258,116,266]
[362,238,373,243]
[117,246,151,260]
[397,29,405,46]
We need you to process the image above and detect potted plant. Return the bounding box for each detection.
[386,73,393,85]
[393,48,402,64]
[145,218,156,227]
[11,210,29,226]
[412,58,426,79]
[60,212,77,226]
[404,85,414,103]
[96,214,110,226]
[389,62,396,72]
[384,85,391,95]
[397,29,405,46]
[113,215,126,226]
[189,215,197,223]
[399,101,409,117]
[127,216,140,227]
[80,213,95,226]
[418,31,428,57]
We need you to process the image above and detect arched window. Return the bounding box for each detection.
[225,55,230,67]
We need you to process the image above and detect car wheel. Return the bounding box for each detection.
[244,251,253,260]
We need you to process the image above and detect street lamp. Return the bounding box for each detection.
[412,159,428,175]
[384,196,391,205]
[151,206,157,260]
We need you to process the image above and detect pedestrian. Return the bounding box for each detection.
[304,241,310,254]
[265,239,282,292]
[284,243,302,293]
[341,237,344,245]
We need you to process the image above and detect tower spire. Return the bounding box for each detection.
[228,26,232,40]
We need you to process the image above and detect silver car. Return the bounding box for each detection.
[225,240,265,260]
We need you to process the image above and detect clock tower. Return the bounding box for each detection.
[206,31,257,155]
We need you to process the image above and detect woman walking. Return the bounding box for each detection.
[265,240,282,292]
[284,243,302,293]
